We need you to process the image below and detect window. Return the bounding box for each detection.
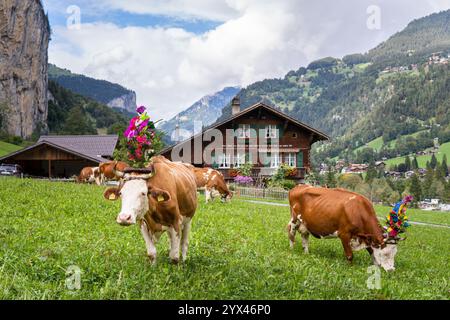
[286,153,296,167]
[270,153,281,168]
[265,125,278,139]
[234,153,245,168]
[238,124,251,138]
[292,132,298,138]
[218,154,231,168]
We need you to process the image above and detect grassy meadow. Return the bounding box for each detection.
[0,177,449,300]
[0,141,22,157]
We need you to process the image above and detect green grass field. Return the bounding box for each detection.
[385,141,450,168]
[0,178,449,300]
[0,141,22,157]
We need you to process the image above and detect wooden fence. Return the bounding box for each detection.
[233,186,289,201]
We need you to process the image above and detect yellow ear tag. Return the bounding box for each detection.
[109,193,116,200]
[157,195,165,202]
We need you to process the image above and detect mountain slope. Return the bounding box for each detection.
[158,86,240,142]
[216,10,450,165]
[368,10,450,66]
[47,80,128,135]
[48,64,137,113]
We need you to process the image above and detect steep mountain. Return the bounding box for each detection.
[48,64,137,114]
[217,9,450,165]
[0,0,50,138]
[158,86,240,142]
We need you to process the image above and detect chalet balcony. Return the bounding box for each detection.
[218,166,307,181]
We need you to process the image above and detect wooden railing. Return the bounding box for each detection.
[233,186,289,201]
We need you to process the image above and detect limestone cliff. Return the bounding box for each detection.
[107,91,137,113]
[0,0,50,138]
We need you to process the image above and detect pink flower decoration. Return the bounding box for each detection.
[136,106,146,114]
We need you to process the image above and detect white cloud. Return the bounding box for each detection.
[48,0,450,120]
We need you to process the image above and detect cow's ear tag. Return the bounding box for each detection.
[109,193,116,200]
[157,195,165,202]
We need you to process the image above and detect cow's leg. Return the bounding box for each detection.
[300,229,310,254]
[339,234,353,263]
[167,226,181,264]
[205,188,211,203]
[287,218,298,249]
[140,223,157,264]
[180,217,192,262]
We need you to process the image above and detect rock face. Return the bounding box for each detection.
[0,0,50,138]
[107,91,137,113]
[158,86,240,143]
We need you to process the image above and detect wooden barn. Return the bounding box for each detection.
[159,98,329,182]
[0,135,118,178]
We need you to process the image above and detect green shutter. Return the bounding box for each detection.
[297,151,304,167]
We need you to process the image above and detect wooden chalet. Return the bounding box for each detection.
[159,98,329,182]
[0,135,118,178]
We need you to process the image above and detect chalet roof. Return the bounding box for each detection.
[0,135,118,163]
[159,102,330,155]
[38,135,118,159]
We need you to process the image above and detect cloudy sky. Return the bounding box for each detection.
[43,0,450,120]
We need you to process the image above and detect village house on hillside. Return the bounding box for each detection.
[159,97,329,182]
[0,135,118,178]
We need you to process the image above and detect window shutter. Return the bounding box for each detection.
[297,151,304,167]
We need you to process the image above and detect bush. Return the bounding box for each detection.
[237,162,253,177]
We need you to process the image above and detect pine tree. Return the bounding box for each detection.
[422,168,434,198]
[404,156,411,171]
[441,154,449,177]
[430,153,438,169]
[409,174,422,205]
[412,156,419,170]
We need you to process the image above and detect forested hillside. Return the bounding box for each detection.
[47,80,128,135]
[48,64,136,113]
[217,9,450,166]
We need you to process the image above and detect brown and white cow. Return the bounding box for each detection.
[99,160,129,184]
[77,166,101,185]
[287,184,405,271]
[190,167,232,203]
[103,156,197,264]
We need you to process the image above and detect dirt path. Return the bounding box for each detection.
[242,199,450,229]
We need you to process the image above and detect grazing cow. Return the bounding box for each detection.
[287,185,405,271]
[77,167,101,185]
[98,160,129,184]
[103,156,197,264]
[190,167,232,203]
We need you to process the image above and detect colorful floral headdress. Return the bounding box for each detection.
[124,106,157,167]
[385,195,412,238]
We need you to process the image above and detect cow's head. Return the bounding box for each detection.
[103,166,170,226]
[371,236,406,272]
[221,191,233,202]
